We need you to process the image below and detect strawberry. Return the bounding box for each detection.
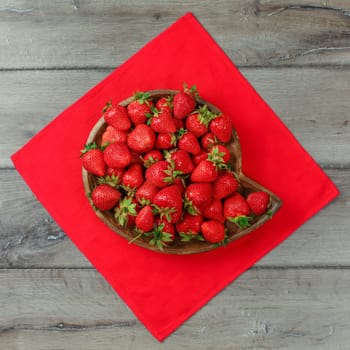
[176,213,203,235]
[223,193,251,229]
[156,133,177,150]
[101,126,128,145]
[91,184,121,211]
[148,107,176,133]
[135,181,158,205]
[169,149,194,174]
[247,191,270,215]
[152,185,183,224]
[191,159,218,183]
[177,129,201,155]
[130,151,143,165]
[135,205,154,232]
[103,142,131,169]
[210,144,231,163]
[201,220,225,243]
[173,86,197,119]
[81,143,106,177]
[210,114,232,143]
[155,96,173,114]
[192,148,208,165]
[185,183,213,214]
[201,132,218,151]
[106,167,125,179]
[127,124,156,154]
[213,171,239,199]
[127,92,153,125]
[185,105,216,137]
[145,160,173,188]
[173,177,186,195]
[155,217,176,240]
[114,196,138,227]
[173,118,184,131]
[142,149,163,168]
[202,199,225,222]
[121,163,144,190]
[103,102,131,131]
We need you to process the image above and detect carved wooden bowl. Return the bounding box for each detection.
[82,90,282,254]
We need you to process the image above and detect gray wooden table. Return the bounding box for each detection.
[1,1,350,349]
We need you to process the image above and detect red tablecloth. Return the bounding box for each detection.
[11,13,339,341]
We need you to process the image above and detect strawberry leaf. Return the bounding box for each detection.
[228,215,252,229]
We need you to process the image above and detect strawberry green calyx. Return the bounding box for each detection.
[80,142,101,156]
[133,91,151,104]
[97,174,120,188]
[228,215,252,229]
[165,95,174,108]
[102,99,113,113]
[152,205,176,223]
[114,197,137,227]
[208,147,227,170]
[147,223,174,250]
[183,196,199,216]
[176,128,188,138]
[194,105,218,127]
[179,232,205,242]
[120,184,137,197]
[183,83,199,100]
[141,155,157,168]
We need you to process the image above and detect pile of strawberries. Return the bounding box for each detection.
[81,85,271,250]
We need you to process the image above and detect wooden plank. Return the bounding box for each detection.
[0,268,349,348]
[0,0,350,69]
[0,168,346,268]
[1,67,350,168]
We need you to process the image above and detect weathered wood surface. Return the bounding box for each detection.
[0,168,346,268]
[0,0,350,69]
[1,268,349,349]
[1,67,350,168]
[1,0,349,348]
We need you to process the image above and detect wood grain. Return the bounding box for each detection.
[1,67,350,168]
[0,0,349,69]
[0,169,346,268]
[0,268,349,349]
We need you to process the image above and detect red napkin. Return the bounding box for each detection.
[11,13,339,341]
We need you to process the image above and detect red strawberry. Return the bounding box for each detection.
[177,130,201,155]
[173,87,197,119]
[121,163,144,190]
[91,184,121,211]
[176,213,203,235]
[106,167,125,179]
[192,148,208,165]
[103,142,131,169]
[247,191,270,215]
[153,185,183,224]
[191,159,217,183]
[185,183,213,214]
[101,126,127,145]
[130,151,143,165]
[127,124,156,154]
[127,92,153,125]
[173,177,186,195]
[81,143,106,177]
[148,107,176,133]
[213,172,239,199]
[170,149,194,174]
[210,144,231,163]
[156,133,177,150]
[155,217,176,240]
[155,97,172,114]
[103,102,131,131]
[210,114,232,143]
[201,132,218,151]
[135,181,158,205]
[135,205,154,232]
[185,105,216,137]
[114,196,138,227]
[173,118,184,131]
[201,220,225,243]
[145,160,173,188]
[142,149,163,168]
[223,193,251,229]
[202,199,225,222]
